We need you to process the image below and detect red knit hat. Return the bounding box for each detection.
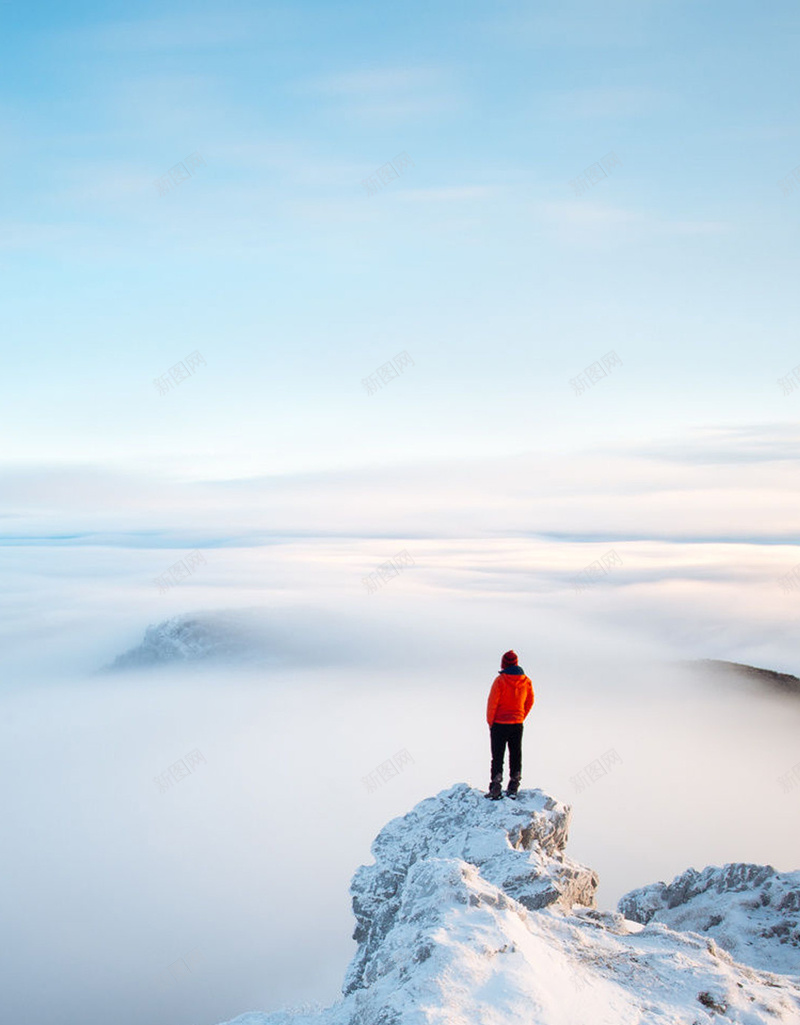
[501,650,518,668]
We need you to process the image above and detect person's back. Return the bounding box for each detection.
[485,650,534,799]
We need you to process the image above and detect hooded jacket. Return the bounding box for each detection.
[486,665,534,725]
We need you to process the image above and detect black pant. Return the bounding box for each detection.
[490,722,523,782]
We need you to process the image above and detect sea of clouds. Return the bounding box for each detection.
[1,428,799,1025]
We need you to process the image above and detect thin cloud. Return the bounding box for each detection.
[490,0,662,49]
[637,424,800,464]
[3,424,800,548]
[0,221,91,252]
[535,199,731,244]
[393,186,499,203]
[296,65,460,121]
[539,86,668,120]
[302,67,447,96]
[58,12,271,52]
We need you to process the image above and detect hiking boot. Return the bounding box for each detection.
[506,776,520,799]
[484,780,503,800]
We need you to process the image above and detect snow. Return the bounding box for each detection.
[619,862,800,976]
[217,783,800,1025]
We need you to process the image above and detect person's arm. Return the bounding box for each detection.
[523,678,534,718]
[486,678,501,725]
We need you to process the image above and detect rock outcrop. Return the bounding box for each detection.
[619,862,800,976]
[220,784,800,1025]
[344,783,598,997]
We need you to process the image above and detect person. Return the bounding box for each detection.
[484,650,534,800]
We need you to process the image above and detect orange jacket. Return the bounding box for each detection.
[487,669,534,725]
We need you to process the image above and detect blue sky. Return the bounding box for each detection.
[1,0,799,476]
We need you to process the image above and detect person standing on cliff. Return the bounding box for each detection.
[485,650,534,800]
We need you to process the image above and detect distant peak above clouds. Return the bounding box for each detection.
[100,605,447,674]
[104,611,268,671]
[686,659,800,698]
[102,607,359,672]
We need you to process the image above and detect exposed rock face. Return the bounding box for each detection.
[218,784,800,1025]
[344,782,598,996]
[618,862,800,976]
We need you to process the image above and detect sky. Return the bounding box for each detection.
[0,0,799,476]
[1,3,799,1024]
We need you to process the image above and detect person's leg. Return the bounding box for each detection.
[490,724,506,778]
[487,725,506,798]
[506,723,523,794]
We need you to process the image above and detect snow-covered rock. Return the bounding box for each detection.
[344,782,598,997]
[618,862,800,975]
[105,611,268,670]
[102,607,420,672]
[219,784,800,1025]
[103,608,355,671]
